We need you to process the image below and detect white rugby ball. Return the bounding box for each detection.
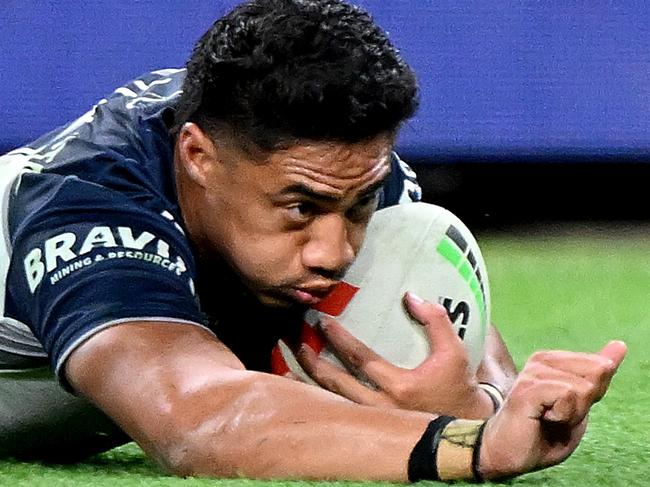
[271,202,490,383]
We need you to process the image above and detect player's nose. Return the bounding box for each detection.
[302,214,355,277]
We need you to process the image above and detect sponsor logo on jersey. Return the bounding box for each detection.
[23,226,187,293]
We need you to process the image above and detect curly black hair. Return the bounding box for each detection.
[174,0,418,150]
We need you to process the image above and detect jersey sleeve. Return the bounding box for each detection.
[378,152,422,209]
[6,173,207,382]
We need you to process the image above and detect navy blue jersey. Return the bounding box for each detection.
[0,69,421,380]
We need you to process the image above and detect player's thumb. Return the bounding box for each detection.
[598,340,627,369]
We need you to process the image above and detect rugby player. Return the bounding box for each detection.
[0,0,625,482]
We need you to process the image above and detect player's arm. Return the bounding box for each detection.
[66,321,432,480]
[66,320,625,481]
[474,323,518,410]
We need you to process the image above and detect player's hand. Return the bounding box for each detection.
[294,292,495,418]
[478,340,627,479]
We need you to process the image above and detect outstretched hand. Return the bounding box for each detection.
[479,340,627,479]
[294,292,494,418]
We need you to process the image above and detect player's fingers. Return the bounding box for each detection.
[526,345,626,402]
[508,375,585,426]
[318,317,399,387]
[282,370,306,383]
[539,381,580,424]
[598,340,627,368]
[589,341,628,400]
[402,292,464,351]
[520,361,598,416]
[295,342,391,406]
[530,350,620,376]
[530,352,609,377]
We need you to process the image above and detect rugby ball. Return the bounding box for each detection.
[271,202,490,384]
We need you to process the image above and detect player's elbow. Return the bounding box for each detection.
[152,375,283,479]
[159,431,244,479]
[153,411,241,478]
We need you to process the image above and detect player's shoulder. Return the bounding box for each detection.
[2,68,186,175]
[378,152,422,209]
[2,69,188,237]
[104,68,186,117]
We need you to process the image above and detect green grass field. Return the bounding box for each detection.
[2,229,649,486]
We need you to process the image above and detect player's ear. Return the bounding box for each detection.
[176,122,219,188]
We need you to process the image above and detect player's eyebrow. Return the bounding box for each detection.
[278,171,390,204]
[356,176,389,200]
[278,184,340,203]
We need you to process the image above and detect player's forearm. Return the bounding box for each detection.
[67,323,432,481]
[476,324,517,398]
[164,370,433,481]
[67,322,624,482]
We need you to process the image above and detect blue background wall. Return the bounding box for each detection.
[2,1,649,162]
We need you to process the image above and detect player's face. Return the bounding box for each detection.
[178,127,393,308]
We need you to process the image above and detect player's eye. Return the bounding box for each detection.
[347,191,380,221]
[285,201,319,222]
